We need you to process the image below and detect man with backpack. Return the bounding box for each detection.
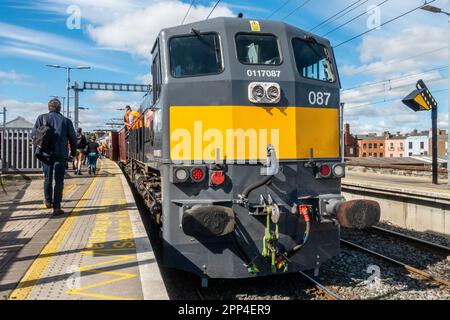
[32,98,77,216]
[74,128,87,175]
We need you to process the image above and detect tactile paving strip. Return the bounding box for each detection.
[9,161,144,300]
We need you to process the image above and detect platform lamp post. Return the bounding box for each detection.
[402,80,439,184]
[46,65,91,119]
[420,4,450,183]
[0,107,6,173]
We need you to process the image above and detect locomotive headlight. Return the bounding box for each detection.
[332,164,345,178]
[252,85,265,102]
[248,82,281,104]
[267,85,280,101]
[174,167,189,183]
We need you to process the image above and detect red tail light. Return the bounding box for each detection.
[319,164,331,178]
[210,170,225,186]
[191,167,205,182]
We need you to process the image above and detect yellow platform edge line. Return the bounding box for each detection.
[8,163,103,300]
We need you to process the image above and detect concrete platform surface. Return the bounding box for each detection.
[0,159,168,300]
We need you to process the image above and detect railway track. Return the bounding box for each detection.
[298,271,341,300]
[194,272,341,300]
[340,239,450,289]
[370,226,450,255]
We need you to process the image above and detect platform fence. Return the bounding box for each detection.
[0,128,41,172]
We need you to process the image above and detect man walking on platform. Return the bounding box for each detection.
[32,98,77,216]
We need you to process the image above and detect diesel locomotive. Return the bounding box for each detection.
[118,17,380,280]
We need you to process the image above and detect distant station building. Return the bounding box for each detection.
[345,123,448,159]
[0,116,40,171]
[385,132,406,158]
[357,133,386,158]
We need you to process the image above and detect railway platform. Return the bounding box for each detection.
[342,171,450,235]
[0,159,168,300]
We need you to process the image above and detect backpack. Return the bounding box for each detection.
[33,114,54,152]
[77,134,87,150]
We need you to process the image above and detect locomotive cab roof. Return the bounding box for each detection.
[156,17,332,49]
[151,17,340,88]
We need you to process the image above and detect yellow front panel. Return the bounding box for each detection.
[170,106,340,161]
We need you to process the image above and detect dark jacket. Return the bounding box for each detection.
[32,111,77,161]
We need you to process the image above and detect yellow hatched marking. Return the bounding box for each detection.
[67,251,136,300]
[8,163,103,300]
[66,164,138,300]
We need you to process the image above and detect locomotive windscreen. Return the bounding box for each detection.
[235,34,281,65]
[292,38,336,83]
[170,33,223,77]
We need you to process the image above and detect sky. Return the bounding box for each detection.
[0,0,449,134]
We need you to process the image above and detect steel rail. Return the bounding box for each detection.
[370,226,450,254]
[298,271,341,300]
[341,239,450,288]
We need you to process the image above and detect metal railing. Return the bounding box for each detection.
[0,128,41,172]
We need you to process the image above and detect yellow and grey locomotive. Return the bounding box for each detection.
[122,17,380,280]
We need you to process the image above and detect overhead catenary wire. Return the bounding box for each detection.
[266,0,293,19]
[344,88,448,110]
[343,76,447,103]
[181,0,196,25]
[309,0,364,32]
[322,0,389,37]
[334,0,437,48]
[206,0,221,20]
[343,77,448,104]
[316,0,371,33]
[343,46,448,77]
[342,65,448,92]
[280,0,312,21]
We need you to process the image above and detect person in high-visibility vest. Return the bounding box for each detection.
[124,105,142,130]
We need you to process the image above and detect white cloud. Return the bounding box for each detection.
[88,91,124,104]
[86,1,234,60]
[0,97,47,125]
[0,95,133,131]
[28,0,234,60]
[0,69,29,83]
[342,25,449,79]
[340,22,448,134]
[135,72,152,84]
[0,22,125,73]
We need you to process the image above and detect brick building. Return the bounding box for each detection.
[357,134,386,158]
[343,123,358,157]
[429,129,448,157]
